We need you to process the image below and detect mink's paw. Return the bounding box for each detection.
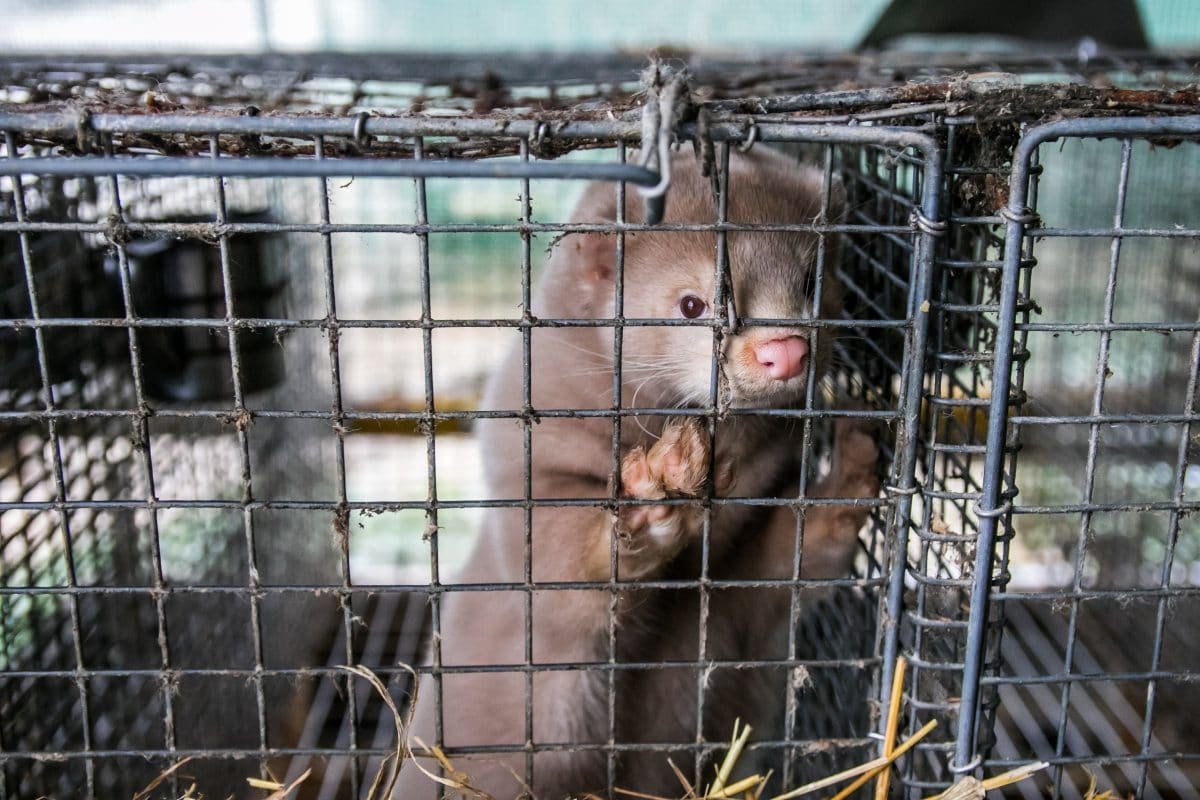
[617,418,733,540]
[830,416,881,500]
[795,415,883,579]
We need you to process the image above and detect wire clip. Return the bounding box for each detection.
[972,499,1013,519]
[909,209,948,236]
[353,111,372,150]
[998,205,1040,226]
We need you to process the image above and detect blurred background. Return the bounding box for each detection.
[0,0,1198,53]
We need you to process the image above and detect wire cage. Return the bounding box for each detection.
[1,51,1199,799]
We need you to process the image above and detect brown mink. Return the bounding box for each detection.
[397,146,880,799]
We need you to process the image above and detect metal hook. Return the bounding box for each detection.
[353,111,371,149]
[737,123,759,154]
[531,121,550,151]
[636,64,690,225]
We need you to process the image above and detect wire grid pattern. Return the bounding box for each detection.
[0,149,343,794]
[851,119,999,794]
[277,139,939,798]
[974,117,1200,800]
[0,113,941,797]
[0,54,1198,800]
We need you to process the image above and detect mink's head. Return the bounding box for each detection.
[541,147,846,409]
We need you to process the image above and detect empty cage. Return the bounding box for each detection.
[0,52,1198,800]
[972,117,1200,800]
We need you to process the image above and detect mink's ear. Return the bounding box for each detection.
[543,180,633,316]
[569,178,628,278]
[560,228,617,286]
[559,179,633,284]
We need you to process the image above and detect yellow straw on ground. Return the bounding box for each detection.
[925,761,1050,799]
[874,656,908,800]
[248,777,285,790]
[827,657,908,800]
[707,774,765,798]
[133,756,194,800]
[614,787,677,800]
[827,763,884,800]
[668,757,699,799]
[338,664,408,800]
[1081,772,1117,800]
[752,769,773,800]
[765,718,938,800]
[979,761,1049,791]
[710,720,753,796]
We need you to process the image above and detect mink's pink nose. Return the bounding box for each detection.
[754,336,810,381]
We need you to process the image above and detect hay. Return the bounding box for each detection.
[927,762,1050,800]
[132,757,196,800]
[247,769,313,800]
[310,656,1046,800]
[586,654,1047,800]
[129,656,1088,799]
[1081,773,1118,800]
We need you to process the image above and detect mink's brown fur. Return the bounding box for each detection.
[397,147,879,799]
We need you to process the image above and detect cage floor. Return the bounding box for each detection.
[280,583,1200,799]
[994,598,1200,800]
[283,591,428,800]
[283,586,879,798]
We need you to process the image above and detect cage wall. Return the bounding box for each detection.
[968,117,1200,800]
[0,113,941,798]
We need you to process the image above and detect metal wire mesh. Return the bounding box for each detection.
[978,119,1200,800]
[0,159,341,795]
[0,52,1198,800]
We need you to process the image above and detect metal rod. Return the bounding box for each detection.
[0,153,658,182]
[877,132,944,738]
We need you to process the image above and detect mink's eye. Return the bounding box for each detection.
[678,294,708,319]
